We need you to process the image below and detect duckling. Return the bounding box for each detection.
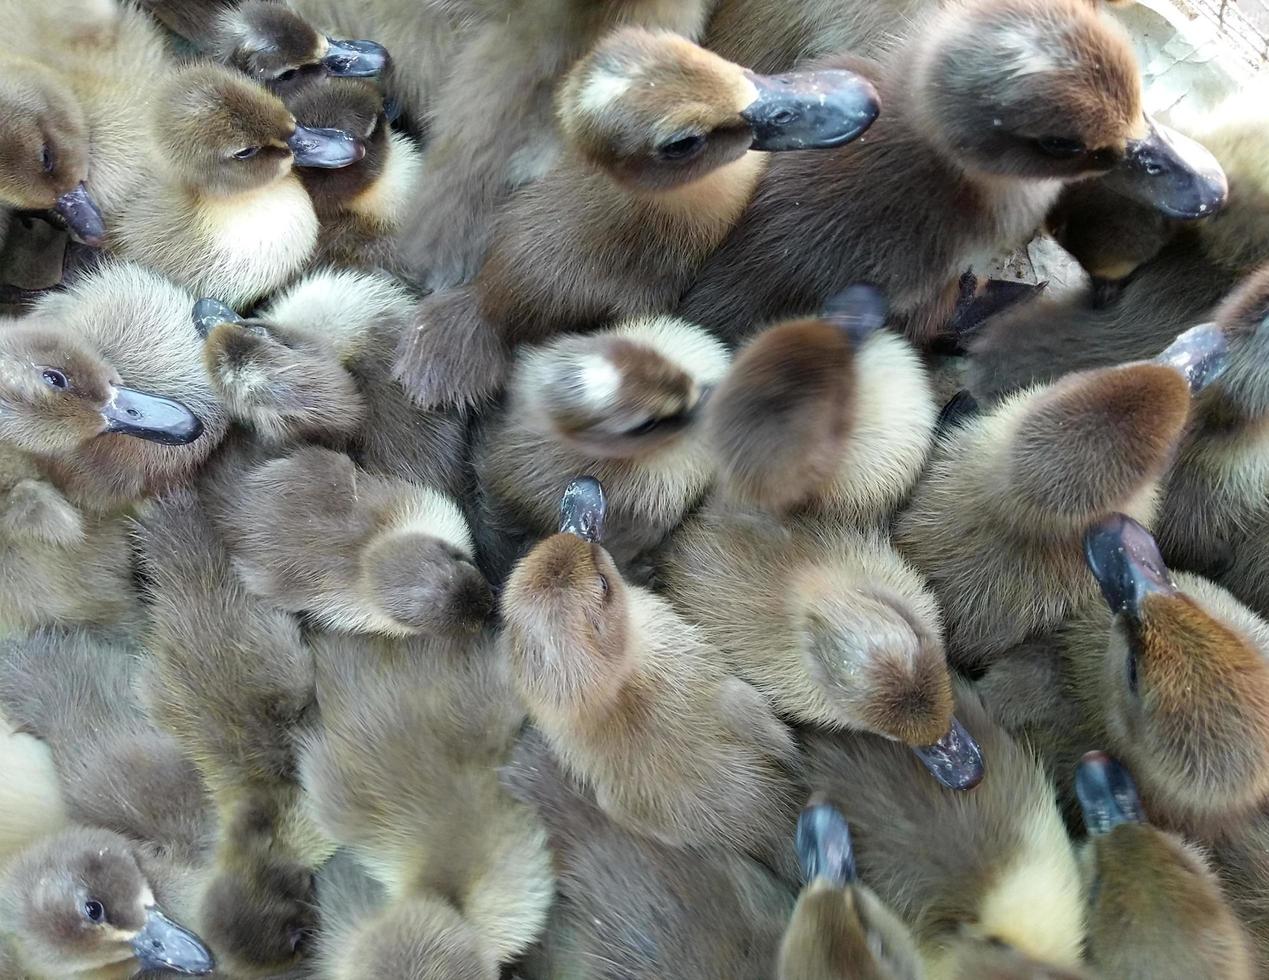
[473,314,728,585]
[779,801,923,980]
[678,0,1228,347]
[803,683,1086,978]
[1208,815,1269,978]
[226,446,490,637]
[0,262,224,515]
[0,704,66,864]
[300,625,553,976]
[501,477,801,865]
[1075,751,1255,980]
[113,62,364,309]
[138,490,327,975]
[395,26,879,409]
[502,727,796,980]
[196,269,466,494]
[893,325,1223,668]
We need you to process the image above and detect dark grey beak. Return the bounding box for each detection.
[1083,513,1176,617]
[322,37,389,77]
[287,125,365,169]
[54,183,106,247]
[740,69,879,151]
[559,476,606,542]
[1154,321,1228,393]
[192,298,243,339]
[911,715,985,791]
[822,284,887,343]
[101,385,203,446]
[1076,750,1147,835]
[130,906,214,975]
[796,800,856,886]
[1102,116,1228,220]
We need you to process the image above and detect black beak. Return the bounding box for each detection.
[1076,750,1147,835]
[1083,513,1176,617]
[1154,321,1228,394]
[558,476,606,542]
[287,125,365,169]
[796,800,856,886]
[740,69,879,151]
[130,906,214,975]
[322,37,389,78]
[54,183,106,247]
[911,715,985,791]
[192,297,243,339]
[822,284,887,344]
[1103,116,1228,220]
[101,385,204,446]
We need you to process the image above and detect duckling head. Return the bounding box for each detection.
[151,64,365,197]
[0,323,204,454]
[913,0,1226,219]
[1083,515,1269,823]
[194,297,366,445]
[0,827,214,977]
[200,853,314,973]
[210,0,389,95]
[283,76,390,211]
[0,60,104,245]
[558,27,878,191]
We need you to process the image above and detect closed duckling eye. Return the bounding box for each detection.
[40,144,54,174]
[1035,136,1086,159]
[82,899,105,924]
[231,146,261,161]
[598,573,610,599]
[624,416,663,437]
[41,368,69,390]
[1126,645,1139,697]
[273,67,300,84]
[656,133,707,162]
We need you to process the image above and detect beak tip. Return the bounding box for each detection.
[796,801,856,885]
[913,715,985,791]
[558,476,606,542]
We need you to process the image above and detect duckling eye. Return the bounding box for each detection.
[40,144,54,174]
[82,899,105,923]
[656,134,706,162]
[598,574,610,598]
[274,68,300,84]
[625,417,663,437]
[1035,136,1086,159]
[41,368,68,390]
[1126,646,1139,697]
[232,146,261,161]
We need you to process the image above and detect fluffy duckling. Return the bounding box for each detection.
[1075,751,1254,980]
[678,0,1228,347]
[779,801,923,980]
[300,626,553,977]
[473,314,728,584]
[138,490,327,975]
[503,727,795,980]
[0,262,223,514]
[113,62,364,309]
[195,269,466,494]
[1061,514,1269,838]
[803,684,1086,978]
[227,447,490,637]
[501,477,801,864]
[395,26,879,409]
[1209,816,1269,978]
[893,325,1224,668]
[0,704,66,864]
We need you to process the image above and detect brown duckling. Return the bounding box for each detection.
[113,62,364,309]
[779,801,923,980]
[395,26,879,409]
[227,446,490,636]
[501,477,801,865]
[804,683,1086,978]
[1075,751,1255,980]
[0,262,223,514]
[473,313,728,584]
[138,490,327,975]
[678,0,1228,347]
[893,325,1224,669]
[502,727,796,980]
[300,627,553,977]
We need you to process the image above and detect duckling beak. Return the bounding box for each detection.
[191,298,244,339]
[558,476,606,542]
[288,125,365,169]
[1153,321,1229,393]
[53,183,106,247]
[910,715,985,791]
[1102,117,1228,220]
[322,37,389,77]
[796,800,856,886]
[130,906,215,975]
[1083,513,1176,617]
[101,386,204,446]
[1076,750,1147,835]
[740,69,879,151]
[822,284,887,343]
